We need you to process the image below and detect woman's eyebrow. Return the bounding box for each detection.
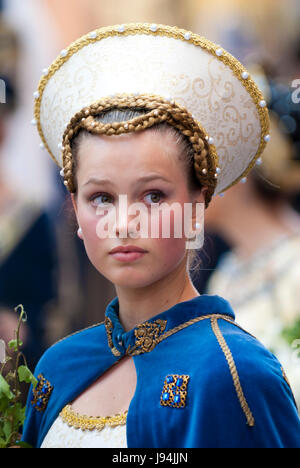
[83,174,172,186]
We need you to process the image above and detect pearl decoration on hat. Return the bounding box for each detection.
[60,49,68,57]
[33,91,39,99]
[240,177,247,183]
[208,137,214,144]
[259,100,266,108]
[60,168,64,176]
[264,134,270,142]
[241,71,249,79]
[89,31,97,39]
[31,118,37,125]
[256,157,262,165]
[118,25,125,33]
[42,68,49,76]
[150,24,158,32]
[184,32,191,41]
[216,48,223,56]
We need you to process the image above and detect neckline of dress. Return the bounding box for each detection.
[59,404,128,431]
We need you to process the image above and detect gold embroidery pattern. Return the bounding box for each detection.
[60,405,127,431]
[104,316,121,357]
[31,374,53,412]
[160,374,190,408]
[210,317,255,427]
[126,319,167,355]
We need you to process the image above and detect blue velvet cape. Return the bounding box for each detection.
[22,294,300,448]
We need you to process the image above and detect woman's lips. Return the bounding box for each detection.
[109,251,147,262]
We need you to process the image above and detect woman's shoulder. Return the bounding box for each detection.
[186,312,299,434]
[206,313,289,383]
[206,315,298,412]
[35,320,107,371]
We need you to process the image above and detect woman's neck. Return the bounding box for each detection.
[114,258,199,332]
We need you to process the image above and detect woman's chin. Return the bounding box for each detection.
[109,274,155,289]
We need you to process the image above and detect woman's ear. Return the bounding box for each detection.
[200,186,208,204]
[191,186,207,228]
[70,193,83,239]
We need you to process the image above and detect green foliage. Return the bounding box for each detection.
[0,304,36,448]
[281,319,300,345]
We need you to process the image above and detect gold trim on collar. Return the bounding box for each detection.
[105,313,237,357]
[127,319,167,355]
[104,316,122,357]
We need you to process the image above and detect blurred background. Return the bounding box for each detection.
[0,0,299,406]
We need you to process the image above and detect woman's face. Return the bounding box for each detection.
[71,129,206,288]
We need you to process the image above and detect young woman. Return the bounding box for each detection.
[21,23,300,448]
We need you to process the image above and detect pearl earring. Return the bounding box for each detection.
[195,222,201,230]
[77,227,83,237]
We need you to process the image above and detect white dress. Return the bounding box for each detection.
[41,404,128,448]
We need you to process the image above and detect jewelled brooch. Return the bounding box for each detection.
[160,374,190,408]
[31,373,53,412]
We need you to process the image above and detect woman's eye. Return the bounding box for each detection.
[89,191,164,206]
[90,193,113,206]
[144,191,164,205]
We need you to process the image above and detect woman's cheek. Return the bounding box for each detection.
[79,210,104,253]
[151,209,187,260]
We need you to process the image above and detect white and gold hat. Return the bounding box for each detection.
[32,23,270,207]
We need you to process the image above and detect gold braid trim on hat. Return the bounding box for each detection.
[61,93,218,209]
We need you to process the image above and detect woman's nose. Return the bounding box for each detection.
[114,196,149,239]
